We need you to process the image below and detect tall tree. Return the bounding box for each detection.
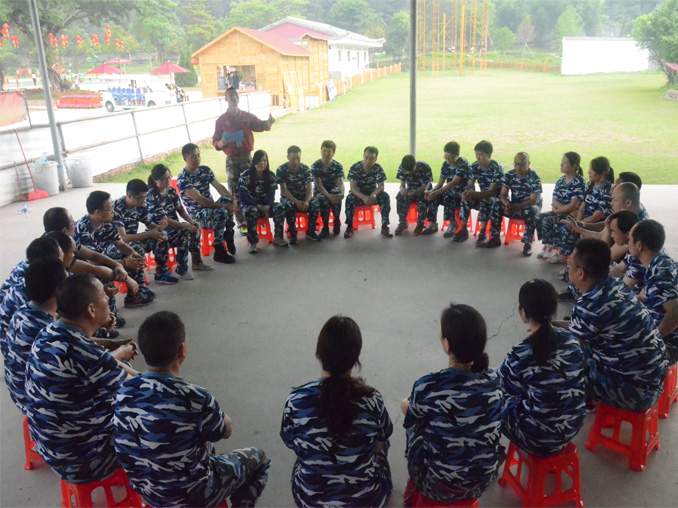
[384,10,409,59]
[329,0,375,33]
[632,0,678,85]
[133,0,185,64]
[184,0,220,50]
[572,0,605,36]
[225,0,309,30]
[492,27,516,55]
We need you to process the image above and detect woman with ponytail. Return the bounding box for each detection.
[146,164,212,278]
[280,316,393,507]
[401,304,504,504]
[498,279,586,457]
[536,152,586,263]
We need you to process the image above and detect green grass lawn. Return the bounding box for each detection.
[103,69,678,185]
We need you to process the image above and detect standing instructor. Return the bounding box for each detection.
[212,87,275,232]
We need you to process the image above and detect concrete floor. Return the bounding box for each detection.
[1,183,677,507]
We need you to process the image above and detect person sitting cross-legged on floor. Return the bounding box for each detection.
[275,145,320,244]
[75,191,152,308]
[394,155,433,236]
[498,279,586,457]
[401,303,504,504]
[344,146,392,238]
[147,164,213,279]
[310,140,345,238]
[629,219,678,364]
[485,151,543,256]
[4,257,68,415]
[556,239,668,411]
[177,143,237,264]
[25,274,138,484]
[239,149,288,252]
[424,141,473,240]
[114,311,270,508]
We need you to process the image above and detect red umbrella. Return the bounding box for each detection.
[105,58,132,65]
[150,61,190,75]
[87,63,124,74]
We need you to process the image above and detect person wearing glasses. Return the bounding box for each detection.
[485,152,542,256]
[557,238,668,412]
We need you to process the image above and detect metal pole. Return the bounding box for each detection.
[181,103,191,143]
[130,111,144,162]
[410,0,417,157]
[28,0,67,191]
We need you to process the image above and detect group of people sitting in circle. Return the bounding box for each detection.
[0,132,676,507]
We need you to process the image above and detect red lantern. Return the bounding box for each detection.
[75,35,82,46]
[106,25,111,30]
[190,58,199,66]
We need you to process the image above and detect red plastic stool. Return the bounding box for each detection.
[316,210,336,229]
[404,478,478,507]
[170,177,179,194]
[406,203,429,226]
[474,216,504,237]
[250,218,273,244]
[201,229,214,256]
[286,212,309,237]
[353,205,378,230]
[659,363,678,419]
[113,281,127,295]
[499,442,583,507]
[23,416,44,470]
[504,218,533,245]
[144,248,177,272]
[60,468,143,508]
[585,402,660,471]
[442,209,474,235]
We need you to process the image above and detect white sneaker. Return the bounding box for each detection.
[249,244,258,254]
[177,270,194,280]
[537,246,555,260]
[273,236,289,247]
[548,253,567,264]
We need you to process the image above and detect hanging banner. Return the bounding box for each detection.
[0,91,27,127]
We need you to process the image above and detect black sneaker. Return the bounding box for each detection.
[125,293,153,308]
[224,230,236,254]
[522,243,532,257]
[453,229,469,243]
[214,245,236,264]
[320,226,330,239]
[333,220,342,236]
[344,226,354,238]
[289,232,298,245]
[558,287,575,301]
[113,312,126,328]
[140,286,156,299]
[306,231,321,242]
[485,237,502,248]
[475,232,487,248]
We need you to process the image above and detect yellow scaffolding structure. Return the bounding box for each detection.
[417,0,489,76]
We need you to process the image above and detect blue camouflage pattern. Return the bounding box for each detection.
[113,196,152,235]
[428,157,472,222]
[1,259,28,301]
[4,302,55,414]
[114,371,270,508]
[276,162,313,201]
[311,159,345,195]
[347,161,387,195]
[498,328,586,457]
[0,284,29,350]
[25,320,126,483]
[239,169,285,243]
[536,174,585,246]
[489,169,542,242]
[459,161,504,224]
[281,379,393,507]
[569,277,668,411]
[404,368,504,502]
[583,181,613,219]
[75,214,121,254]
[643,253,678,363]
[396,161,433,225]
[177,165,218,216]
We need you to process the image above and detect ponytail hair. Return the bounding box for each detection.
[148,164,171,193]
[316,316,375,440]
[564,151,583,177]
[590,156,614,184]
[441,304,490,374]
[519,279,558,365]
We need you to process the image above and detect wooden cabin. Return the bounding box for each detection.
[192,26,330,106]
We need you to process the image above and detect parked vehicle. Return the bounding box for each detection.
[99,75,175,112]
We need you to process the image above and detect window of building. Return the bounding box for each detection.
[338,50,342,62]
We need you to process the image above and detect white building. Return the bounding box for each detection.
[259,16,385,79]
[561,37,653,75]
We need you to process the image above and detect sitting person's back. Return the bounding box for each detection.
[114,311,270,507]
[281,315,393,507]
[499,280,586,457]
[24,274,138,483]
[401,304,504,503]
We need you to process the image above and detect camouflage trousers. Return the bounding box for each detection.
[459,196,498,226]
[489,203,540,244]
[191,195,235,245]
[280,197,319,235]
[209,445,270,508]
[154,226,203,275]
[315,194,343,231]
[396,191,428,226]
[242,203,285,244]
[345,192,391,227]
[426,190,462,223]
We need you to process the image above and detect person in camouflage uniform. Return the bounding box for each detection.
[310,140,345,238]
[275,146,320,244]
[345,146,392,238]
[394,155,433,236]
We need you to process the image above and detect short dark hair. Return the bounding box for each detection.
[86,191,111,214]
[321,140,336,152]
[401,154,416,172]
[572,239,611,282]
[618,171,642,190]
[616,182,640,208]
[56,274,100,320]
[26,237,60,263]
[474,140,493,157]
[126,179,148,196]
[43,207,71,233]
[440,304,489,374]
[45,231,75,257]
[631,219,665,253]
[182,143,199,159]
[225,86,238,96]
[364,146,378,157]
[138,311,186,367]
[608,210,639,234]
[25,258,67,304]
[287,145,301,156]
[444,141,460,156]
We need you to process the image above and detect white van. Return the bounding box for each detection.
[99,74,175,112]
